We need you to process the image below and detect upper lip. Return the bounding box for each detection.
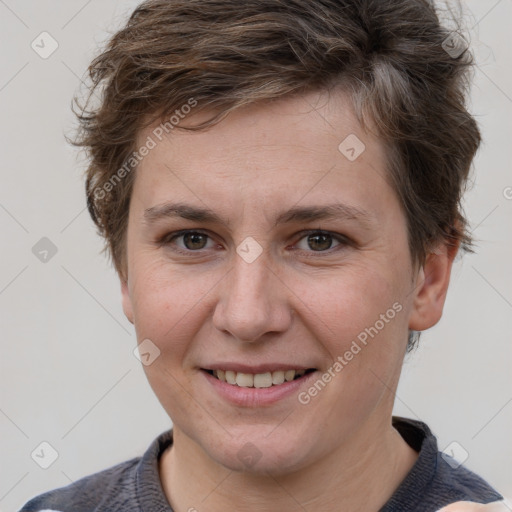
[202,363,315,373]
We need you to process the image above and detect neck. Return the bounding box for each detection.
[159,417,418,512]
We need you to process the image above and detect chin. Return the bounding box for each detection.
[204,428,315,476]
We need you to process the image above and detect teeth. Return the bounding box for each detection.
[284,369,295,382]
[236,372,254,387]
[212,369,309,388]
[254,372,273,388]
[225,370,236,385]
[272,370,285,385]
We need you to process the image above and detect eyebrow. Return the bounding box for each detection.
[274,203,373,228]
[143,202,375,229]
[144,203,229,225]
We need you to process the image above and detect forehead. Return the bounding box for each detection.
[139,89,378,157]
[132,89,399,226]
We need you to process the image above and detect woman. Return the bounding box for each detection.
[21,0,506,510]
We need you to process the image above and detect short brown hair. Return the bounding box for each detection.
[74,0,480,293]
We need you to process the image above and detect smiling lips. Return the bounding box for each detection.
[206,369,313,388]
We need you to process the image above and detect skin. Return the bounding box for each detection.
[439,504,509,512]
[120,88,476,511]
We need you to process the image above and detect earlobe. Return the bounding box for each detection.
[121,279,134,324]
[408,241,459,332]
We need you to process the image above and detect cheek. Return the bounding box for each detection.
[295,268,408,435]
[128,258,214,416]
[296,264,409,407]
[301,264,406,353]
[128,256,206,352]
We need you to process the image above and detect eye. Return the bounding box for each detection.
[160,230,217,254]
[159,229,352,256]
[293,230,349,253]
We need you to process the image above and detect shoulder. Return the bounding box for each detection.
[432,451,503,505]
[19,457,140,512]
[385,417,502,511]
[20,430,174,512]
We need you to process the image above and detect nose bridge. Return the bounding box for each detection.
[212,249,290,342]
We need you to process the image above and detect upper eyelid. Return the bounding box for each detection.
[294,230,347,243]
[162,229,216,244]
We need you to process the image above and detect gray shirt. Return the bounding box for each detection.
[20,417,503,512]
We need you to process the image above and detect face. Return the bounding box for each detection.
[121,89,447,475]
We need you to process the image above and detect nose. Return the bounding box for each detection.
[212,251,293,343]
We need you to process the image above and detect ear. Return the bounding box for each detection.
[121,278,134,325]
[408,240,459,331]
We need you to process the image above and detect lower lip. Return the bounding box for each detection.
[201,370,317,407]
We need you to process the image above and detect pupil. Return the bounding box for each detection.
[308,233,332,251]
[184,232,206,250]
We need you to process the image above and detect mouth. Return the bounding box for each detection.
[202,368,317,388]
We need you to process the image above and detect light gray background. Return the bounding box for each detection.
[1,1,511,510]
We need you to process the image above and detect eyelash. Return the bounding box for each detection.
[158,229,352,257]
